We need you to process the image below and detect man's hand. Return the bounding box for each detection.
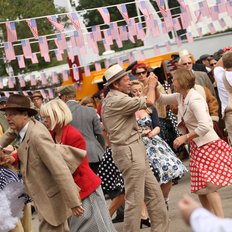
[0,154,16,165]
[147,74,158,89]
[72,205,85,217]
[178,195,200,225]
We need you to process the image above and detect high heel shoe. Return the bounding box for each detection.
[140,218,151,229]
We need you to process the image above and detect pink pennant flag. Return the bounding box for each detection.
[165,41,171,52]
[73,31,84,48]
[0,78,3,89]
[55,49,63,61]
[153,45,161,55]
[17,55,26,68]
[30,74,36,86]
[119,26,128,41]
[218,2,227,13]
[116,57,124,67]
[70,34,77,49]
[176,0,188,12]
[115,36,123,48]
[67,12,81,31]
[163,10,173,31]
[21,39,32,59]
[226,1,232,15]
[8,76,15,89]
[128,52,135,63]
[197,27,203,37]
[208,22,216,34]
[92,25,102,42]
[172,18,181,31]
[79,46,87,55]
[199,1,210,17]
[117,4,130,23]
[136,0,151,19]
[43,53,51,62]
[103,29,113,45]
[103,39,111,51]
[95,62,101,71]
[73,67,79,81]
[151,19,160,38]
[104,59,111,68]
[136,22,146,40]
[161,22,168,33]
[47,15,64,32]
[210,5,219,21]
[38,36,49,57]
[127,18,137,36]
[22,91,28,96]
[98,7,111,25]
[48,89,54,99]
[180,12,190,29]
[186,32,194,43]
[138,50,146,60]
[4,42,16,61]
[40,89,47,99]
[87,33,99,54]
[155,0,166,17]
[84,66,91,77]
[31,53,38,64]
[67,47,74,62]
[6,22,17,42]
[52,72,58,83]
[62,70,69,81]
[219,18,227,28]
[26,18,39,39]
[19,76,26,87]
[175,36,182,47]
[55,33,67,51]
[109,22,119,40]
[41,72,48,85]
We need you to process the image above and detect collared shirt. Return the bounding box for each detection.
[101,89,147,145]
[18,122,29,143]
[190,208,232,232]
[214,66,232,117]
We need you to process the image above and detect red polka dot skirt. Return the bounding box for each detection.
[189,139,232,193]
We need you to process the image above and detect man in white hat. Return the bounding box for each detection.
[101,64,169,232]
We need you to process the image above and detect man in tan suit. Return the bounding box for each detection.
[101,64,169,232]
[0,94,86,232]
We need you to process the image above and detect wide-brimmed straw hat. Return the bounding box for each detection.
[1,94,38,116]
[104,64,130,85]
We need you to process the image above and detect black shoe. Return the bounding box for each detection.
[140,218,151,229]
[112,215,124,223]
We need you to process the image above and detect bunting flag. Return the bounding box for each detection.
[198,1,210,17]
[137,50,146,60]
[165,41,171,52]
[48,89,54,99]
[91,25,102,41]
[119,26,128,41]
[116,57,124,67]
[117,4,130,23]
[94,62,101,71]
[211,5,219,21]
[115,36,123,48]
[109,22,119,40]
[127,18,137,37]
[151,19,160,38]
[98,7,111,25]
[43,53,51,62]
[30,74,36,86]
[219,18,227,28]
[19,75,26,87]
[155,0,166,17]
[136,22,146,40]
[128,52,135,63]
[51,72,58,83]
[208,22,216,34]
[84,66,90,77]
[41,72,48,85]
[217,1,227,13]
[227,1,232,15]
[103,29,113,45]
[17,55,26,68]
[55,33,67,51]
[197,27,203,37]
[173,18,181,31]
[103,38,111,51]
[40,89,47,99]
[31,53,38,64]
[73,67,79,81]
[67,12,81,31]
[26,18,39,39]
[67,47,74,62]
[175,36,182,47]
[38,36,49,57]
[136,0,151,19]
[86,33,99,54]
[6,21,17,42]
[186,32,194,43]
[8,76,15,88]
[54,49,63,61]
[62,70,69,81]
[176,0,188,12]
[73,31,84,48]
[163,9,173,31]
[21,39,32,59]
[104,59,111,69]
[4,42,16,61]
[0,78,3,89]
[47,15,64,32]
[153,44,161,55]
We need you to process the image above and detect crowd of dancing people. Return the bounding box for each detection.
[0,47,232,232]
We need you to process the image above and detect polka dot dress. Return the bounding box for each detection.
[190,139,232,193]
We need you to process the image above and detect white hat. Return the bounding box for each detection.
[179,50,190,58]
[104,64,130,85]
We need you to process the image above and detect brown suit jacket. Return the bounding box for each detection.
[0,119,86,226]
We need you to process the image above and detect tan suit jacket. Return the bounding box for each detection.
[158,88,219,147]
[0,120,86,226]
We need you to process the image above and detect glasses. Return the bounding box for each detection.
[135,71,146,76]
[210,63,217,67]
[182,62,192,66]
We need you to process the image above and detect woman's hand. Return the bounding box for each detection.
[72,205,85,217]
[142,129,151,136]
[173,135,188,149]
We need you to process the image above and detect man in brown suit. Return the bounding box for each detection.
[101,64,169,232]
[0,94,86,232]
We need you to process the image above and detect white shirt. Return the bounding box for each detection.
[18,122,29,143]
[214,66,232,117]
[190,208,232,232]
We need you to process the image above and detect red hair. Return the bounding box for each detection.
[131,63,148,75]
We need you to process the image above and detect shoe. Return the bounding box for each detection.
[140,218,151,229]
[112,215,124,223]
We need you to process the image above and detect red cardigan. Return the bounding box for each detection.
[51,124,101,200]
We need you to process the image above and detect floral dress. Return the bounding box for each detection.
[137,117,188,184]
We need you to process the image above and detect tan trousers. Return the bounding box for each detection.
[112,139,169,232]
[39,219,69,232]
[224,112,232,146]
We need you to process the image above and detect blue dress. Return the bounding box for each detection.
[137,117,188,184]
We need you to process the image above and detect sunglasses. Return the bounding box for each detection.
[135,71,146,76]
[182,62,192,65]
[210,63,217,67]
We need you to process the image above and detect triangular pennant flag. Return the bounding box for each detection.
[6,21,17,42]
[67,12,81,31]
[38,36,49,58]
[26,18,39,39]
[98,7,111,25]
[92,25,102,41]
[117,4,130,23]
[21,39,32,59]
[47,15,64,32]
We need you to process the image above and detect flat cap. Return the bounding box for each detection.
[199,54,212,61]
[56,84,76,96]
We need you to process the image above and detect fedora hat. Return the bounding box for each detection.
[1,94,38,116]
[31,91,43,100]
[56,84,76,96]
[104,64,130,85]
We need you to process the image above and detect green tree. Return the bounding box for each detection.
[0,0,66,78]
